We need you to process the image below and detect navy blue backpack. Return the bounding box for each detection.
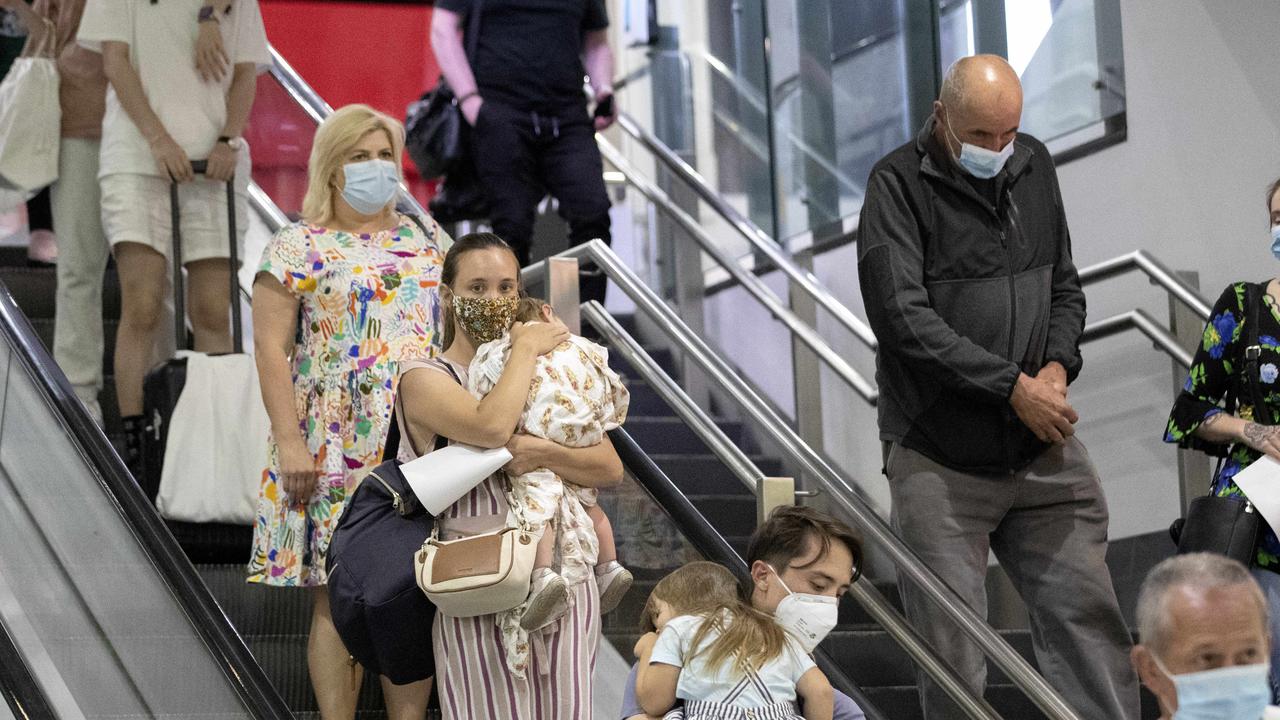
[326,397,447,684]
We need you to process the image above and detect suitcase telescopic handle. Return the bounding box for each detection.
[169,160,243,354]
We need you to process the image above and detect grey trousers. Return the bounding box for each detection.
[51,138,108,423]
[887,437,1140,720]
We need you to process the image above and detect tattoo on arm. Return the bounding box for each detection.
[1242,421,1277,446]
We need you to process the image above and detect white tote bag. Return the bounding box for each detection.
[156,352,270,525]
[0,18,60,192]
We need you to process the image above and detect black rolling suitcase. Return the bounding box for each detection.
[138,160,243,503]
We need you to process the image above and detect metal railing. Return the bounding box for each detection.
[597,135,879,404]
[614,111,880,352]
[1077,249,1212,321]
[583,302,1000,719]
[528,240,1082,720]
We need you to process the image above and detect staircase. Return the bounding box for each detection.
[602,318,1164,720]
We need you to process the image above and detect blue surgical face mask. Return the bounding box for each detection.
[1270,224,1280,261]
[1153,656,1271,720]
[944,114,1015,180]
[341,159,399,215]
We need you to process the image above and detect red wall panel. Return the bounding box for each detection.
[248,1,441,215]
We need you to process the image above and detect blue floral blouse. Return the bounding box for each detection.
[1165,282,1280,570]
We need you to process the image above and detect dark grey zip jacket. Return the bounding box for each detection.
[857,119,1086,474]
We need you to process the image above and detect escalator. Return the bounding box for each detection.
[0,236,884,717]
[0,253,289,719]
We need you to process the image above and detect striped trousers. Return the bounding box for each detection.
[434,576,600,719]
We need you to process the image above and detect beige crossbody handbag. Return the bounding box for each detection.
[414,478,537,617]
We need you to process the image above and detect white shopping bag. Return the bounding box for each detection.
[401,443,513,516]
[156,352,269,524]
[0,28,60,191]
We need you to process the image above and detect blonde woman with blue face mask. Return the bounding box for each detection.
[248,104,449,719]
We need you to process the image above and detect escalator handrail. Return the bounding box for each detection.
[605,426,889,720]
[612,111,879,353]
[0,284,293,719]
[531,240,1082,720]
[0,618,56,720]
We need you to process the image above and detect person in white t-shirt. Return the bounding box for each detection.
[76,0,270,475]
[635,562,835,720]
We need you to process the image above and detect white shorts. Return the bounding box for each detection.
[100,151,250,265]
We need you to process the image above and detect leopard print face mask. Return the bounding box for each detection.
[453,295,520,345]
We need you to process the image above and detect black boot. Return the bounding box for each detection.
[120,414,146,482]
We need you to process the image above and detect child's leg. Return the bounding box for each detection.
[535,522,556,569]
[586,504,618,564]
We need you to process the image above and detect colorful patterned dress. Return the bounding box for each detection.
[247,214,448,586]
[1165,281,1280,571]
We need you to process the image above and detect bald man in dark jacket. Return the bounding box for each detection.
[857,55,1139,720]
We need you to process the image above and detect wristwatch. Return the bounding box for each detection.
[217,136,244,151]
[197,5,220,23]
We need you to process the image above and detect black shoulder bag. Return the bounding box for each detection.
[1169,283,1264,565]
[325,359,461,684]
[404,0,484,180]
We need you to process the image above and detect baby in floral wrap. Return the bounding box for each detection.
[468,297,633,631]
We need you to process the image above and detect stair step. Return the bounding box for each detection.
[625,416,747,455]
[688,494,757,537]
[29,316,118,375]
[820,628,1037,688]
[618,376,671,418]
[651,454,782,495]
[611,345,678,379]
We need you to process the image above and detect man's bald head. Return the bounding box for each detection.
[939,55,1022,117]
[933,54,1023,156]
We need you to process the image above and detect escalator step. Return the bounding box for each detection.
[245,634,388,713]
[0,265,122,320]
[197,564,311,637]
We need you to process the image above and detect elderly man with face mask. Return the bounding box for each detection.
[856,54,1139,719]
[1133,553,1280,719]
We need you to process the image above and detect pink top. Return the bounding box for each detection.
[397,356,510,540]
[29,0,106,139]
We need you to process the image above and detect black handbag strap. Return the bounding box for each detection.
[383,358,464,462]
[1242,282,1274,425]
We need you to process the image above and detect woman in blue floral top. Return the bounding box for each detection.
[1164,176,1280,696]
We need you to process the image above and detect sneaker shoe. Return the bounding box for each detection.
[520,568,570,631]
[596,561,633,615]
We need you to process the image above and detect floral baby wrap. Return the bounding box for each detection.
[468,331,629,673]
[247,215,446,587]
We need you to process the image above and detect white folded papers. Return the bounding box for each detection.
[400,444,513,516]
[1229,456,1280,534]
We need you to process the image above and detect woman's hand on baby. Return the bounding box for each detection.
[504,433,550,476]
[633,631,659,660]
[510,318,569,356]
